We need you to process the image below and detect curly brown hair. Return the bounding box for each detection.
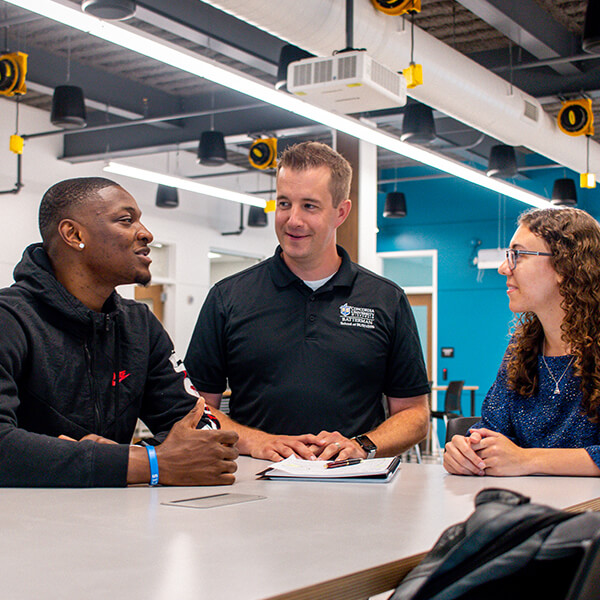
[506,207,600,421]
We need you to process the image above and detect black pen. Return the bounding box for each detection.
[325,458,363,469]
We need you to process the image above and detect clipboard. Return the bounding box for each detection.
[257,455,401,483]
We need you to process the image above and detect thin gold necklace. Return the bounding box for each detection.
[541,342,574,396]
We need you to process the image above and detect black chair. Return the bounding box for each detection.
[427,380,464,458]
[444,416,481,445]
[431,380,464,423]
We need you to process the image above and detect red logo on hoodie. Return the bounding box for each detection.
[112,370,131,386]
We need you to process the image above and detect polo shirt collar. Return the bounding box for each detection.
[269,245,358,290]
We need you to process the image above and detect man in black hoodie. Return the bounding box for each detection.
[0,177,238,487]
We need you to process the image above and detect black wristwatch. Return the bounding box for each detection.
[352,434,377,459]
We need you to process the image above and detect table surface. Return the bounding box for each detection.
[2,457,600,600]
[431,385,479,390]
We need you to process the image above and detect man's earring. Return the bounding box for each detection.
[79,243,85,249]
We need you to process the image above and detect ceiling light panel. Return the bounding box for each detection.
[103,162,267,208]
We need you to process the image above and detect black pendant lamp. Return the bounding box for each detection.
[247,206,268,227]
[486,144,518,178]
[51,85,87,129]
[551,178,577,206]
[583,0,600,54]
[155,184,179,208]
[275,44,314,90]
[197,130,227,166]
[401,103,436,144]
[383,192,407,218]
[81,0,136,20]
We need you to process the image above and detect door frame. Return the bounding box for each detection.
[377,249,438,407]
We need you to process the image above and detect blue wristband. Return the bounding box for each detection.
[146,445,159,486]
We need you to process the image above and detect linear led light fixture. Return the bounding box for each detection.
[104,162,267,208]
[8,0,550,209]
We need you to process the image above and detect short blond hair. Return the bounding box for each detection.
[277,141,352,207]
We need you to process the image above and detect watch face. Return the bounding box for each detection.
[356,435,377,452]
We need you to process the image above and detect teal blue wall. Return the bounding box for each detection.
[377,164,600,419]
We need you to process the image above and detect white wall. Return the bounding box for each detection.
[0,98,278,355]
[210,256,262,286]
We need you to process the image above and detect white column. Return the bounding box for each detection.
[357,139,378,273]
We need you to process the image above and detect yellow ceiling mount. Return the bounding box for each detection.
[371,0,421,16]
[580,173,596,189]
[403,63,423,89]
[557,99,594,137]
[9,134,24,154]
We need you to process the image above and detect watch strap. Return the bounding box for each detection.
[352,434,377,459]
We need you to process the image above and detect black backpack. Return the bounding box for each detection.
[391,488,600,600]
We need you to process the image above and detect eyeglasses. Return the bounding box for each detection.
[505,248,552,270]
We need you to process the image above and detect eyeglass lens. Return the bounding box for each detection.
[506,249,516,269]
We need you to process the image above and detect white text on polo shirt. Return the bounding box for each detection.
[339,303,375,329]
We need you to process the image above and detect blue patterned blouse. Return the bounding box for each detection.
[472,354,600,469]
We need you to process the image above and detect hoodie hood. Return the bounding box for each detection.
[12,243,121,327]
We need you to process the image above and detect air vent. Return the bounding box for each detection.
[338,54,357,80]
[476,248,507,270]
[314,59,333,83]
[523,99,539,122]
[371,60,401,96]
[292,62,312,87]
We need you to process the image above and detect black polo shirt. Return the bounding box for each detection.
[185,246,429,437]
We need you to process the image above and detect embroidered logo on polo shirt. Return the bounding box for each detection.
[339,303,375,329]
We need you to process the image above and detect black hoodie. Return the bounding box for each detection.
[0,244,198,487]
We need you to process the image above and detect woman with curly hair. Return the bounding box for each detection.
[444,206,600,476]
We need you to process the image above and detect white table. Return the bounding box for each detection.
[2,458,599,600]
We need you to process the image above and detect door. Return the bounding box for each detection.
[135,284,164,323]
[406,293,433,383]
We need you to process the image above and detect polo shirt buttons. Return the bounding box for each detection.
[309,295,316,301]
[309,315,316,322]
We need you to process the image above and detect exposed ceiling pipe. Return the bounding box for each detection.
[380,162,563,185]
[493,53,599,72]
[202,0,600,175]
[0,154,24,195]
[22,102,263,140]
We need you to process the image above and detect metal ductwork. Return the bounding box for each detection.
[202,0,600,175]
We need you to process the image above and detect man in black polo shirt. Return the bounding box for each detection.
[185,142,430,462]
